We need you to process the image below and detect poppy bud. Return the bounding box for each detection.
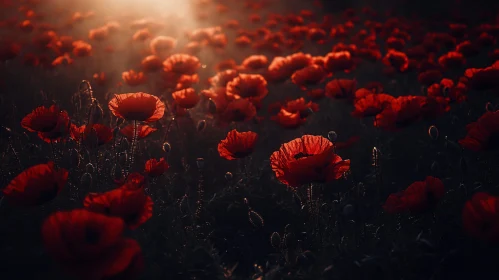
[428,125,439,140]
[80,172,92,188]
[225,171,233,181]
[486,102,495,112]
[284,224,292,233]
[342,204,354,218]
[85,163,94,173]
[196,157,205,169]
[296,251,316,267]
[208,98,217,114]
[284,232,296,249]
[248,210,264,228]
[327,131,337,142]
[270,232,281,249]
[197,120,206,132]
[162,141,171,153]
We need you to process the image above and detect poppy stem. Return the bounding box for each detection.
[127,120,138,176]
[50,140,58,168]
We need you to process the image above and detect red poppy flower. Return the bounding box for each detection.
[209,69,239,88]
[84,188,153,230]
[420,96,450,119]
[325,79,357,99]
[21,105,70,143]
[120,124,157,142]
[271,109,307,129]
[383,176,445,214]
[70,124,113,147]
[266,56,294,82]
[175,74,199,90]
[141,55,163,72]
[92,72,107,86]
[270,135,350,188]
[88,26,109,41]
[172,88,200,109]
[308,28,327,44]
[235,35,252,47]
[118,172,146,190]
[215,59,238,71]
[132,28,151,42]
[462,192,499,243]
[386,36,405,51]
[2,162,67,207]
[438,51,465,69]
[283,97,319,114]
[221,99,257,123]
[375,96,423,130]
[418,69,443,86]
[324,51,355,73]
[72,40,92,57]
[226,74,268,104]
[217,129,258,160]
[456,40,479,57]
[150,36,176,57]
[240,55,268,70]
[51,54,73,67]
[291,64,326,90]
[144,158,169,177]
[108,93,165,122]
[122,70,147,87]
[42,209,143,279]
[163,53,201,75]
[307,88,325,99]
[464,62,499,91]
[459,111,499,151]
[352,93,395,118]
[54,36,74,54]
[382,50,409,72]
[287,52,313,72]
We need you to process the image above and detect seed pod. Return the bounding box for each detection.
[327,131,338,142]
[428,125,439,140]
[197,120,206,132]
[284,232,296,249]
[80,172,92,188]
[162,142,171,153]
[249,210,264,228]
[225,171,233,181]
[85,163,94,173]
[270,232,281,249]
[343,204,354,218]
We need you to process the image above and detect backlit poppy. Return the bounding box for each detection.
[84,188,153,230]
[120,124,157,142]
[383,176,445,214]
[122,70,147,87]
[291,64,326,89]
[150,36,177,57]
[70,123,113,148]
[21,105,70,143]
[172,88,200,109]
[462,192,499,243]
[226,74,268,104]
[2,162,68,207]
[375,96,423,130]
[459,111,499,151]
[108,93,165,122]
[270,135,350,188]
[218,129,258,160]
[163,53,201,75]
[144,158,169,177]
[42,209,143,279]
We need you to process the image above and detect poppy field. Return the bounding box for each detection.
[2,0,499,279]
